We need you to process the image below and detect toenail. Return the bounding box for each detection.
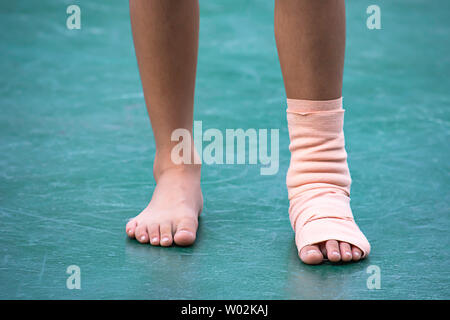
[151,237,158,243]
[162,237,169,242]
[345,252,352,257]
[354,251,361,257]
[128,230,133,235]
[140,236,146,241]
[332,251,340,257]
[307,250,318,255]
[178,230,193,235]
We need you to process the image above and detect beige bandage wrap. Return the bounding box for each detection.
[286,97,370,257]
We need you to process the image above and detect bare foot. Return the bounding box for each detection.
[126,164,202,247]
[299,240,363,265]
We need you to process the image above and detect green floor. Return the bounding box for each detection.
[1,0,449,299]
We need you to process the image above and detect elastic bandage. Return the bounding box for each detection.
[286,97,370,257]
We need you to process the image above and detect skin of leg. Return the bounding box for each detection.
[126,0,202,246]
[274,0,363,264]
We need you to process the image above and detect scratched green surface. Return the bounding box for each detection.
[0,0,449,299]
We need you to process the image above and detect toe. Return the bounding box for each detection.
[319,242,327,257]
[174,218,197,246]
[325,240,341,262]
[339,242,353,262]
[135,225,149,243]
[159,222,173,247]
[299,245,324,265]
[352,246,362,261]
[126,219,137,238]
[148,223,160,246]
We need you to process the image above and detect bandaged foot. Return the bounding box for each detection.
[286,97,370,264]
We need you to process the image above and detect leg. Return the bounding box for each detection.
[275,0,370,264]
[275,0,345,100]
[126,0,202,246]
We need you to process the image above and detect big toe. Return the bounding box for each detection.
[174,218,197,246]
[299,245,324,265]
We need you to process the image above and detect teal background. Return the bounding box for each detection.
[0,0,449,299]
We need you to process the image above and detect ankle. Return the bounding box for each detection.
[153,151,201,182]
